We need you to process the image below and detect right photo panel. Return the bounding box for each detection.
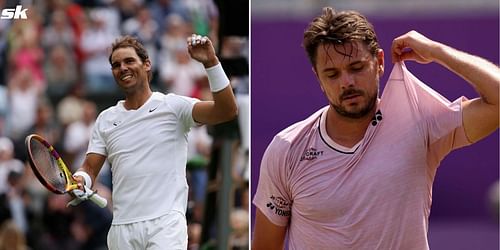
[250,1,499,249]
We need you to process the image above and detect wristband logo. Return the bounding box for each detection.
[1,5,28,19]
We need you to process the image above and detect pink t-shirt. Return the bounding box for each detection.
[253,63,471,249]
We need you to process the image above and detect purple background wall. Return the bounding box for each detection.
[250,14,499,247]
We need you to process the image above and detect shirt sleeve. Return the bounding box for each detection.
[401,63,472,165]
[165,93,200,131]
[87,114,107,156]
[252,136,292,227]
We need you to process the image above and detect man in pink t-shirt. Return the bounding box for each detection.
[252,7,499,250]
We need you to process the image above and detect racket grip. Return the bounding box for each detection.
[89,192,108,208]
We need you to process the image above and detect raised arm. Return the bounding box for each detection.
[187,34,238,125]
[252,208,287,250]
[392,31,500,142]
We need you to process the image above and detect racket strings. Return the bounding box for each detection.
[29,139,67,193]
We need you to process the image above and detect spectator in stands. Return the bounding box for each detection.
[229,208,249,250]
[49,0,87,69]
[37,194,77,250]
[113,0,139,23]
[0,0,11,85]
[70,201,112,250]
[158,14,191,67]
[187,121,212,223]
[187,222,202,250]
[0,220,29,250]
[159,42,206,96]
[148,0,189,35]
[0,137,24,195]
[22,101,61,148]
[0,85,7,136]
[184,0,219,46]
[7,19,45,90]
[5,69,42,141]
[44,44,78,99]
[80,9,117,94]
[0,137,29,236]
[64,101,97,169]
[56,84,86,128]
[4,169,28,234]
[41,9,75,54]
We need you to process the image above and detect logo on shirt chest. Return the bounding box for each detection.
[149,104,161,113]
[300,147,324,161]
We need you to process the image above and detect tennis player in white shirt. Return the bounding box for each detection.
[70,34,237,249]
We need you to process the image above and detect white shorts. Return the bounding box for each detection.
[107,211,188,250]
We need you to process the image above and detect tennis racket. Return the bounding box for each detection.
[25,134,107,208]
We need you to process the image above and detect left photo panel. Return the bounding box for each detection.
[0,1,249,250]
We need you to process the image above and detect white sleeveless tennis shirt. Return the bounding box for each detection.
[88,92,199,224]
[253,63,471,249]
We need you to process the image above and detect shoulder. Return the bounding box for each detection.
[267,107,326,154]
[93,101,124,129]
[96,103,120,120]
[275,107,325,144]
[162,92,200,105]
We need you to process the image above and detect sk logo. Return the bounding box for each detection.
[1,5,28,19]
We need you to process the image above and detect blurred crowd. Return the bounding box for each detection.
[0,0,249,249]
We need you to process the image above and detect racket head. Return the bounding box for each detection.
[25,134,76,194]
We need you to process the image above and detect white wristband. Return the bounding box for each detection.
[73,171,92,188]
[206,63,230,92]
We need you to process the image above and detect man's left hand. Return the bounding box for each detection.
[391,30,440,64]
[187,34,219,68]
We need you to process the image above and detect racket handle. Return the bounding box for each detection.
[67,187,108,208]
[89,192,108,208]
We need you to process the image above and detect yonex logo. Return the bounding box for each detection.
[266,202,275,209]
[270,195,289,208]
[1,5,28,19]
[371,110,383,126]
[300,147,323,161]
[266,202,291,217]
[267,195,291,217]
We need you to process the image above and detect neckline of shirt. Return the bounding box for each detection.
[117,92,158,112]
[318,107,363,154]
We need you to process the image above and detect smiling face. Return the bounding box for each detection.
[110,47,151,94]
[314,41,384,119]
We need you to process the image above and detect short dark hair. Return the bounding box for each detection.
[302,7,380,66]
[109,35,152,81]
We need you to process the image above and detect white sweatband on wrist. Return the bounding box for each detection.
[73,171,92,188]
[206,63,230,92]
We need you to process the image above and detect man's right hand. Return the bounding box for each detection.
[67,175,89,207]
